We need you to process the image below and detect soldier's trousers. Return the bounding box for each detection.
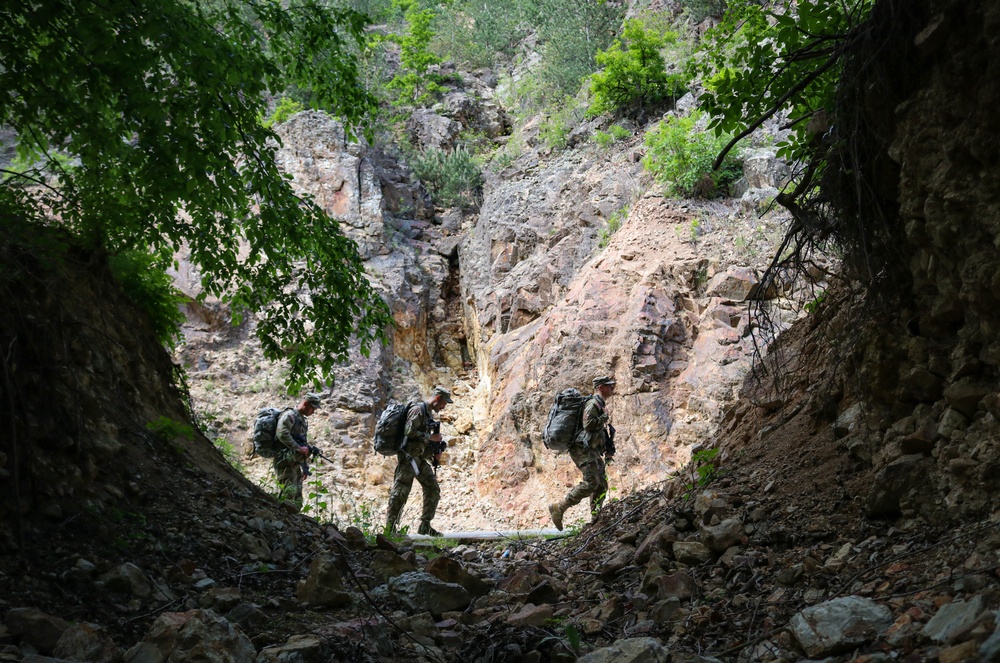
[562,444,608,513]
[386,452,439,530]
[273,451,304,511]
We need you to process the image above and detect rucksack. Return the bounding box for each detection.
[543,388,590,452]
[373,401,417,456]
[252,407,291,458]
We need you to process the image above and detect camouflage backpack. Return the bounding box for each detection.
[252,407,291,458]
[373,401,414,456]
[543,388,589,452]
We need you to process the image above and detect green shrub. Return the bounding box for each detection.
[432,1,531,68]
[263,97,304,127]
[108,248,186,348]
[539,100,586,150]
[146,416,195,442]
[642,112,743,198]
[593,124,631,148]
[490,138,522,171]
[540,115,570,150]
[598,205,628,247]
[589,19,688,116]
[410,147,482,209]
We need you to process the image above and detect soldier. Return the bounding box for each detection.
[386,386,453,536]
[548,376,616,531]
[273,393,322,512]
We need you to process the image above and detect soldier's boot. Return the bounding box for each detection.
[417,520,442,536]
[385,505,402,535]
[548,502,565,531]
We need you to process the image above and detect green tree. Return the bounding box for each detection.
[409,147,482,209]
[0,0,391,391]
[384,0,446,104]
[432,0,532,67]
[589,19,687,116]
[697,0,874,172]
[535,0,625,99]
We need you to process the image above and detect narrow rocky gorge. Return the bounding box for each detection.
[177,99,802,532]
[3,0,1000,661]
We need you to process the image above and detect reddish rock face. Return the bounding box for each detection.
[465,195,784,524]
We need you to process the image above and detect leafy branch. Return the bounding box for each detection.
[0,0,391,390]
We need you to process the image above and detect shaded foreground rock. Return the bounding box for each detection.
[789,596,892,657]
[577,637,669,663]
[388,571,471,613]
[296,554,352,609]
[123,609,255,663]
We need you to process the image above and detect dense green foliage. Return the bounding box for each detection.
[107,249,187,350]
[643,113,742,198]
[680,0,729,22]
[409,147,482,209]
[0,0,392,391]
[384,0,447,104]
[432,1,535,67]
[696,0,874,184]
[417,0,623,104]
[589,20,687,116]
[539,100,586,150]
[534,0,625,98]
[693,0,919,294]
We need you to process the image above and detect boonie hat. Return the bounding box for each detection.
[304,393,323,408]
[593,376,616,388]
[432,386,454,404]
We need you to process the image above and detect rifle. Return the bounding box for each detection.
[292,433,334,477]
[605,423,616,464]
[427,420,446,471]
[308,444,335,464]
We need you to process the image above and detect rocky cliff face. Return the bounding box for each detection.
[176,92,808,531]
[461,158,801,524]
[859,1,1000,521]
[716,1,1000,528]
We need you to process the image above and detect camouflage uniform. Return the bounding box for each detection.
[386,401,441,534]
[274,408,309,510]
[562,393,610,513]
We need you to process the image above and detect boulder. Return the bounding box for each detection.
[506,603,553,627]
[255,635,328,663]
[633,523,680,565]
[99,563,152,598]
[704,268,757,301]
[295,554,352,609]
[576,637,669,663]
[921,596,986,644]
[653,572,698,601]
[370,550,417,582]
[53,623,121,663]
[388,572,471,613]
[407,109,461,151]
[699,518,744,552]
[789,596,892,658]
[672,541,713,565]
[5,607,71,655]
[123,609,255,663]
[199,587,243,613]
[742,149,791,189]
[424,556,491,597]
